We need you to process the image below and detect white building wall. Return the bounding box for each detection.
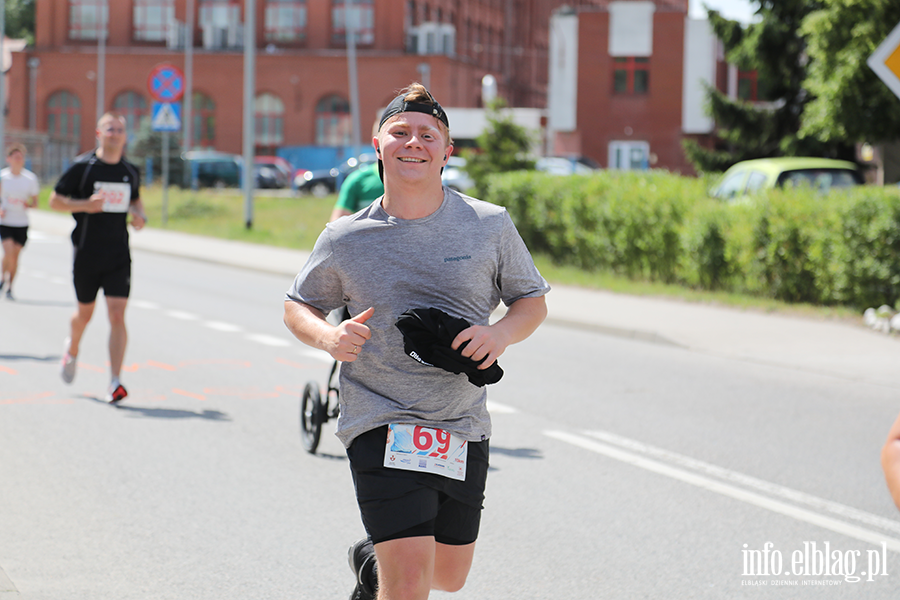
[547,12,578,134]
[682,18,717,135]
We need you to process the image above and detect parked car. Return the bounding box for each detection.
[183,150,242,188]
[535,155,600,175]
[254,156,293,188]
[441,156,475,192]
[295,153,378,196]
[710,157,864,200]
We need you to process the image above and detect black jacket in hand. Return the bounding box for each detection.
[395,307,504,387]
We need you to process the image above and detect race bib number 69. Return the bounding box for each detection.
[384,424,467,481]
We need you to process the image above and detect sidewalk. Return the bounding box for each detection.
[29,210,900,389]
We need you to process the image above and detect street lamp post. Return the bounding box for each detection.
[242,0,256,229]
[346,0,361,157]
[96,1,107,123]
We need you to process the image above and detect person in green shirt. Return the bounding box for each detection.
[330,162,384,222]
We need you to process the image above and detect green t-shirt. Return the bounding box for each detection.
[334,164,384,213]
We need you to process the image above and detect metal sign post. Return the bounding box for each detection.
[148,64,185,226]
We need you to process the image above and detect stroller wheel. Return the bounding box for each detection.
[300,382,324,454]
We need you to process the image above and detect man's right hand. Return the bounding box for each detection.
[332,307,374,362]
[84,193,106,213]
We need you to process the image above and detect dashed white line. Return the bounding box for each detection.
[546,430,900,553]
[165,310,199,321]
[245,333,291,347]
[487,401,518,414]
[131,300,161,310]
[204,321,243,333]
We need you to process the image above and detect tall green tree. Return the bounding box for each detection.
[462,98,536,197]
[684,0,848,173]
[801,0,900,143]
[6,0,35,45]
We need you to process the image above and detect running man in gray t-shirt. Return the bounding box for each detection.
[284,83,548,600]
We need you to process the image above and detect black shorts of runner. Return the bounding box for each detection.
[0,225,27,247]
[72,253,131,303]
[347,425,490,546]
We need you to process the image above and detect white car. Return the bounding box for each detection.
[442,156,475,193]
[535,156,600,175]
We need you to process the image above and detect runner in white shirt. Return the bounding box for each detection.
[0,144,40,300]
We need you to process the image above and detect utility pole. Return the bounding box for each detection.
[242,0,256,229]
[96,0,107,123]
[0,0,6,154]
[183,0,194,170]
[346,0,361,156]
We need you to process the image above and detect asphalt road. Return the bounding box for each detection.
[2,230,900,599]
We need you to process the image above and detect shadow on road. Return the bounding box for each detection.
[5,298,74,307]
[81,394,231,421]
[490,446,543,460]
[0,354,61,363]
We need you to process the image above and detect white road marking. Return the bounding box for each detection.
[246,334,291,347]
[49,277,67,285]
[487,401,518,414]
[131,300,161,310]
[165,310,199,321]
[204,321,243,333]
[297,348,335,363]
[584,429,900,535]
[546,430,900,553]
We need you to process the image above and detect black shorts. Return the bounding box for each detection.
[0,225,27,247]
[72,252,131,303]
[347,425,489,546]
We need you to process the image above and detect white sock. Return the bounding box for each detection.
[110,376,121,389]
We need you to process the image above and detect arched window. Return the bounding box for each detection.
[47,91,82,141]
[315,95,350,146]
[112,91,149,144]
[191,92,216,148]
[255,93,284,147]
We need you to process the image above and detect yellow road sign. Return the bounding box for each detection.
[869,21,900,99]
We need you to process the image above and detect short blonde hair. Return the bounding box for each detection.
[6,143,26,157]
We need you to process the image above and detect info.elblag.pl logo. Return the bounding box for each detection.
[741,541,890,586]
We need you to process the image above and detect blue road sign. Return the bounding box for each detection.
[147,64,185,102]
[151,102,182,132]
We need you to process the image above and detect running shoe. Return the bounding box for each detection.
[348,538,377,600]
[60,338,77,384]
[106,383,128,404]
[5,290,13,301]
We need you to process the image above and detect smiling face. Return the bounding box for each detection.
[376,111,453,186]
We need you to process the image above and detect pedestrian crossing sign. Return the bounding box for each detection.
[151,102,182,132]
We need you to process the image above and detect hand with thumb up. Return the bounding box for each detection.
[332,306,374,362]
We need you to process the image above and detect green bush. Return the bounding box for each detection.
[483,169,900,309]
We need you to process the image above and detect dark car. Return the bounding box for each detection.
[183,150,242,188]
[254,156,293,188]
[295,153,378,196]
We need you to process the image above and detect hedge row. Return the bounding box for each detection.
[484,170,900,309]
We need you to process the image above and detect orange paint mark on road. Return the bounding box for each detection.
[275,384,304,396]
[147,360,177,371]
[179,359,252,369]
[275,357,318,370]
[79,362,105,374]
[201,387,280,400]
[122,363,141,373]
[0,391,70,405]
[0,365,17,375]
[172,388,206,401]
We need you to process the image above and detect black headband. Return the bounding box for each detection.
[378,95,449,131]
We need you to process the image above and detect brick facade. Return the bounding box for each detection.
[9,0,603,156]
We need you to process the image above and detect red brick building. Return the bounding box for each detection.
[7,0,603,162]
[547,1,734,174]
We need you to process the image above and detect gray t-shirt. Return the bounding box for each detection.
[286,188,550,447]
